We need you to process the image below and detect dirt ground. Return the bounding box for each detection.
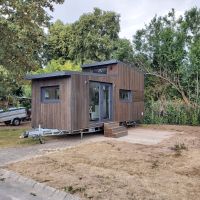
[6,125,200,200]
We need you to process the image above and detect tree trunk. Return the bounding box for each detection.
[180,90,190,105]
[146,72,191,105]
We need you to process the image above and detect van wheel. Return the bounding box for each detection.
[12,118,21,126]
[4,121,11,125]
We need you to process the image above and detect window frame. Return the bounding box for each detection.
[41,85,60,103]
[119,89,132,103]
[92,67,107,74]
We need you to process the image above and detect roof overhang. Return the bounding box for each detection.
[81,59,119,68]
[25,71,72,80]
[25,70,110,80]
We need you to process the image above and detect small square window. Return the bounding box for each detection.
[41,86,60,103]
[119,89,132,102]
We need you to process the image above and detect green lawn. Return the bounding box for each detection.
[0,126,40,148]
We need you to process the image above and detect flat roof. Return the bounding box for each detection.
[81,59,119,68]
[26,71,72,80]
[26,70,109,80]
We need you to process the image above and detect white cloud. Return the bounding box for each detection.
[49,0,200,40]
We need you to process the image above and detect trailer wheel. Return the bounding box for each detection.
[12,118,21,126]
[4,121,11,125]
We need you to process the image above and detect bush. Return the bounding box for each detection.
[143,100,200,125]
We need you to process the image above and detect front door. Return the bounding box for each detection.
[89,82,112,122]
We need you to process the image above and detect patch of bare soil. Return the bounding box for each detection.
[6,125,200,200]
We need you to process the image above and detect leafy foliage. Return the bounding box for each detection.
[46,8,120,64]
[71,8,120,63]
[112,38,134,62]
[144,100,200,125]
[34,59,81,74]
[45,20,72,61]
[133,7,200,107]
[0,66,19,98]
[0,0,64,72]
[0,0,64,98]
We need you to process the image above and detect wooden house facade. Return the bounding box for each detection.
[27,60,144,132]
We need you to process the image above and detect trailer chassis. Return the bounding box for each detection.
[21,125,103,143]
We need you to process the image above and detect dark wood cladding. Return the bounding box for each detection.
[113,63,144,122]
[31,78,71,130]
[70,63,144,129]
[71,75,89,130]
[31,62,144,130]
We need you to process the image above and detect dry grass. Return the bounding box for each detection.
[6,125,200,200]
[0,123,41,148]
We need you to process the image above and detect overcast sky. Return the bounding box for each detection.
[49,0,200,40]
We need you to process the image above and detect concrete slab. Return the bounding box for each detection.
[116,128,175,145]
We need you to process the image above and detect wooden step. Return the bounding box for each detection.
[104,122,128,138]
[104,127,126,135]
[111,126,126,132]
[111,131,128,138]
[104,122,119,129]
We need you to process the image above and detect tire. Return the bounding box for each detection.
[12,118,21,126]
[4,121,11,125]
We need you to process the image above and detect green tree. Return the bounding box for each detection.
[45,9,134,65]
[34,59,81,74]
[112,38,134,62]
[0,0,64,72]
[133,8,200,106]
[0,0,64,98]
[0,66,17,98]
[45,20,72,61]
[70,8,120,64]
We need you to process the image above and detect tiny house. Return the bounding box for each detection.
[27,60,144,135]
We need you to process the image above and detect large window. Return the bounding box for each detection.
[41,86,60,103]
[119,89,132,102]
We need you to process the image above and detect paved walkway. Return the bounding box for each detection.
[0,169,80,200]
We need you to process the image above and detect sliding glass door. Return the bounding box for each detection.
[89,82,112,122]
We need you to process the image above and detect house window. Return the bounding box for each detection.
[93,67,107,74]
[119,89,132,102]
[41,86,60,103]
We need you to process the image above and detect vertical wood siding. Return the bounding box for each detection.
[70,75,89,130]
[31,62,144,130]
[31,78,71,130]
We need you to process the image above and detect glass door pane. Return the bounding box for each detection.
[89,82,100,121]
[89,82,112,122]
[101,84,110,120]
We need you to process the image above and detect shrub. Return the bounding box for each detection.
[143,100,200,125]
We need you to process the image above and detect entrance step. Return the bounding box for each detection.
[104,122,119,128]
[104,122,128,138]
[112,131,128,138]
